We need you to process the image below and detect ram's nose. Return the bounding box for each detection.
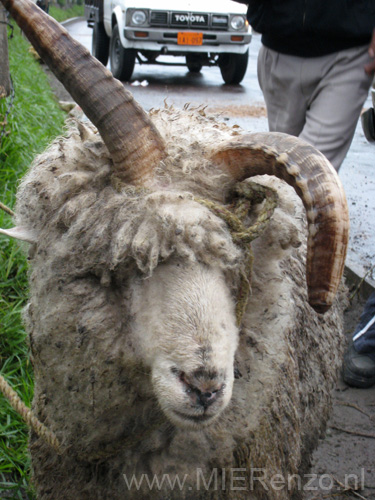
[195,388,223,408]
[178,370,225,408]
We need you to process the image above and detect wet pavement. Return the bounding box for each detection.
[65,18,375,288]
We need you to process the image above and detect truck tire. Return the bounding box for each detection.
[361,107,375,143]
[109,25,136,81]
[186,55,202,73]
[218,50,249,84]
[92,22,110,66]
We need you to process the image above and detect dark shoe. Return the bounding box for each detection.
[342,344,375,388]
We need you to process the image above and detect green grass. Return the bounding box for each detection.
[48,3,84,23]
[0,14,68,499]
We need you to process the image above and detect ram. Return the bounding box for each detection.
[0,0,349,498]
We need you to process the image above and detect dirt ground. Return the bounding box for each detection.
[306,282,375,500]
[42,66,375,500]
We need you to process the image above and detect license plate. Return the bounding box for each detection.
[177,32,203,46]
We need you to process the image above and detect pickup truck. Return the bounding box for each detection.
[84,0,251,84]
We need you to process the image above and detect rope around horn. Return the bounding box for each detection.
[195,181,278,326]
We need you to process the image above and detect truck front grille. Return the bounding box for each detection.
[150,11,228,31]
[150,11,168,25]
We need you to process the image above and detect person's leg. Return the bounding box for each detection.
[353,293,375,358]
[257,46,307,136]
[343,292,375,388]
[299,45,373,171]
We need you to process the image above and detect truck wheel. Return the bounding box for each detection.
[218,50,249,84]
[186,55,202,73]
[92,22,110,66]
[110,25,136,81]
[361,107,375,143]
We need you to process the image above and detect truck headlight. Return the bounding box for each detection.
[230,15,245,30]
[131,10,147,25]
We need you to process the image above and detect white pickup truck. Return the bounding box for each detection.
[84,0,251,84]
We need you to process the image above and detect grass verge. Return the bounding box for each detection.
[0,15,67,500]
[48,4,84,23]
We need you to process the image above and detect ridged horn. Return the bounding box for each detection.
[211,132,349,314]
[1,0,165,184]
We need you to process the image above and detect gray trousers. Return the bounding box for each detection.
[258,44,374,171]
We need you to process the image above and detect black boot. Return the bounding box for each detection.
[343,344,375,388]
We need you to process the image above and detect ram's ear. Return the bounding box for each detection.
[0,227,37,243]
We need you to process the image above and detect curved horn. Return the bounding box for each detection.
[211,133,349,314]
[1,0,165,184]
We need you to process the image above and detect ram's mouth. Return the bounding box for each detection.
[172,409,217,423]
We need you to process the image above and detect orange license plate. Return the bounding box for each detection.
[177,32,203,46]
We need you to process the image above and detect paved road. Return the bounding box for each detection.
[65,18,375,286]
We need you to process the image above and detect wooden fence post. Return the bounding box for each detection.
[0,7,11,99]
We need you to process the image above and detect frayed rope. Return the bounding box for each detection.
[195,181,278,326]
[0,373,61,453]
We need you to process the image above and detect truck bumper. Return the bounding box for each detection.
[123,27,251,54]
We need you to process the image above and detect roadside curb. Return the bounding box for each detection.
[61,16,85,27]
[344,263,375,299]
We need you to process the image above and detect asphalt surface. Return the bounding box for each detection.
[65,18,375,290]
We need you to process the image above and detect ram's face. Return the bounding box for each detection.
[130,259,239,428]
